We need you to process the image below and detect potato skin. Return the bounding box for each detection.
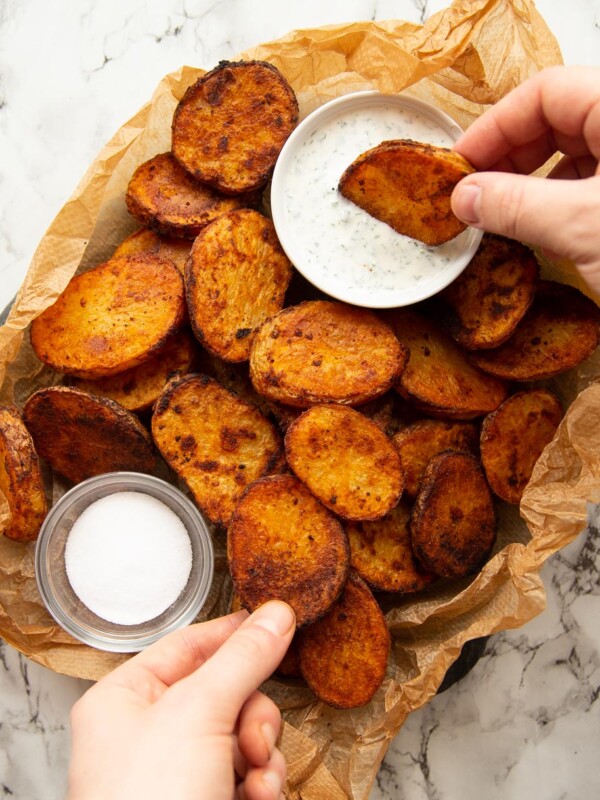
[285,404,404,521]
[186,209,292,362]
[172,60,299,194]
[30,254,186,379]
[339,139,474,246]
[250,301,407,407]
[480,389,563,504]
[151,374,283,527]
[0,406,47,542]
[113,227,192,273]
[297,572,390,708]
[410,451,496,578]
[228,474,349,627]
[22,387,155,484]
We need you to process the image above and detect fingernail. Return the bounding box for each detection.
[261,721,277,755]
[262,769,283,798]
[453,182,482,225]
[252,601,296,636]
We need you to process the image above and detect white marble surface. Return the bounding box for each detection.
[0,1,599,799]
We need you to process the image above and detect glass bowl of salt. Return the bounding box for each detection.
[35,472,214,652]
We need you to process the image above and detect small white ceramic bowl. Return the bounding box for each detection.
[271,91,482,309]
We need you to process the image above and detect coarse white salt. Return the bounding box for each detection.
[64,491,193,625]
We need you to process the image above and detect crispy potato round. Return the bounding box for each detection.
[152,374,283,527]
[194,349,273,419]
[410,452,496,578]
[285,404,403,520]
[125,153,256,239]
[186,209,292,362]
[0,406,47,542]
[30,254,186,379]
[250,301,407,407]
[339,140,475,245]
[347,502,435,593]
[113,227,192,273]
[392,419,479,497]
[276,638,303,679]
[22,387,155,484]
[439,234,539,349]
[469,281,600,381]
[172,60,299,194]
[383,308,507,418]
[228,474,349,627]
[480,389,563,504]
[69,330,196,412]
[297,572,390,708]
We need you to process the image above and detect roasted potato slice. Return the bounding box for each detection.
[0,406,47,542]
[392,419,479,497]
[152,374,283,527]
[338,139,475,246]
[23,387,155,484]
[113,227,192,273]
[186,209,292,362]
[297,572,390,708]
[285,404,403,520]
[69,330,196,412]
[30,254,185,379]
[470,281,600,381]
[480,388,563,504]
[277,638,303,679]
[228,474,349,626]
[410,451,496,578]
[250,301,407,407]
[439,234,539,349]
[172,60,299,194]
[125,153,257,239]
[383,308,507,418]
[347,502,435,593]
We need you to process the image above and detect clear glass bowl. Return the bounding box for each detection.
[35,472,214,653]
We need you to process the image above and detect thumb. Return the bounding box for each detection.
[451,173,600,291]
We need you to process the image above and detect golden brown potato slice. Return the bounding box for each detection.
[276,638,303,679]
[410,451,496,578]
[392,419,479,497]
[338,140,475,246]
[125,153,257,239]
[194,348,273,419]
[439,234,539,349]
[152,374,283,527]
[228,474,349,627]
[480,389,563,504]
[172,60,298,194]
[470,281,600,381]
[113,227,192,273]
[383,308,507,418]
[297,572,390,708]
[250,301,407,407]
[69,330,196,412]
[30,254,185,379]
[22,387,155,484]
[186,209,292,362]
[347,502,435,593]
[0,406,47,542]
[285,404,403,521]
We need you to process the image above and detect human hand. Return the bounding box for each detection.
[67,601,296,800]
[451,66,600,293]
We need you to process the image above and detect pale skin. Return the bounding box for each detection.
[451,65,600,294]
[67,601,296,800]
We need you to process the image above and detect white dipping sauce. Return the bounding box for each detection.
[272,93,479,308]
[65,492,193,626]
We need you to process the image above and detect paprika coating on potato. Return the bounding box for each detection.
[228,474,349,627]
[0,406,47,542]
[250,301,407,407]
[30,254,186,379]
[297,572,390,709]
[285,404,404,520]
[113,227,192,273]
[151,374,283,527]
[22,387,155,484]
[480,388,563,504]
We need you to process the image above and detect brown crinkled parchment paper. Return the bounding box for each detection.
[1,1,598,798]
